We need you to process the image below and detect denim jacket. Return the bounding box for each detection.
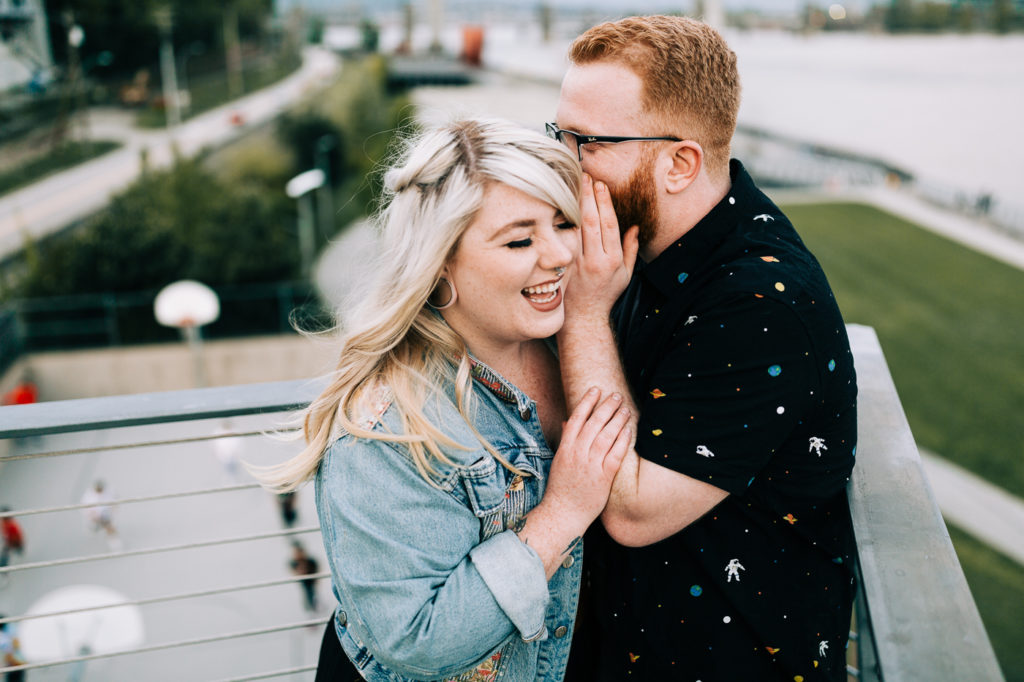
[314,356,582,682]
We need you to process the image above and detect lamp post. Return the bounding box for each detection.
[286,169,326,278]
[314,134,336,239]
[176,41,205,117]
[154,280,220,388]
[153,6,182,130]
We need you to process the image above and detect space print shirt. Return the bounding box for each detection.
[582,160,858,682]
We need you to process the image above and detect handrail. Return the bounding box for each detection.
[845,324,1003,681]
[0,377,326,438]
[0,324,1006,680]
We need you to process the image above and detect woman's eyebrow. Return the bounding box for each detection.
[490,218,537,240]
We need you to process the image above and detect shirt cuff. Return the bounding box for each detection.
[469,529,549,642]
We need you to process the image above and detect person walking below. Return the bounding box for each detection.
[0,616,26,682]
[81,480,121,550]
[289,541,320,613]
[0,510,24,569]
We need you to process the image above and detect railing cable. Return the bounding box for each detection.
[0,572,331,626]
[0,525,320,574]
[0,482,264,518]
[1,617,326,673]
[0,428,298,463]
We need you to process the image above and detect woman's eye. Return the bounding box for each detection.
[556,221,577,231]
[506,238,532,249]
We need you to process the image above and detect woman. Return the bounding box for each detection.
[260,118,631,682]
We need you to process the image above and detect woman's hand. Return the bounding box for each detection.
[514,387,631,578]
[562,174,640,322]
[546,387,632,530]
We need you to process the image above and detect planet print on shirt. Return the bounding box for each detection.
[768,364,782,377]
[690,585,703,597]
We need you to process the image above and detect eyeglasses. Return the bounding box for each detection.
[545,122,682,162]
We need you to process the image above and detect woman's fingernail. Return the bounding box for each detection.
[611,392,622,401]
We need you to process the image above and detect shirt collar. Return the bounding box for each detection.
[642,159,762,297]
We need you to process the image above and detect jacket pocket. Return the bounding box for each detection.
[460,456,536,543]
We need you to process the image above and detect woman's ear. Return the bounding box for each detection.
[664,141,703,194]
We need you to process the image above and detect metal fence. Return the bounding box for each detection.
[0,325,1005,680]
[0,280,329,373]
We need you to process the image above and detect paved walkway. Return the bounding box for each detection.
[0,46,339,260]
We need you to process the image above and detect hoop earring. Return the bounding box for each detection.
[427,277,457,310]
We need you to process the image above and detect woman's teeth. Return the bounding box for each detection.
[522,281,559,303]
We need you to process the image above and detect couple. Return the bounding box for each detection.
[263,15,857,682]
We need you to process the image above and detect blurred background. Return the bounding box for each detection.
[0,0,1022,679]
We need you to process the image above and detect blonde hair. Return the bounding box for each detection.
[568,15,740,181]
[260,118,582,491]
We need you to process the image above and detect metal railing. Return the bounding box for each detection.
[0,325,1005,680]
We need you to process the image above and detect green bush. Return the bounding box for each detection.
[12,157,296,299]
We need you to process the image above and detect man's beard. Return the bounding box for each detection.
[605,148,659,251]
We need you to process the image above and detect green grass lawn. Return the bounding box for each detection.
[782,202,1024,498]
[782,201,1024,679]
[946,524,1024,682]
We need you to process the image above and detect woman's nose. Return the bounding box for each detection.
[538,231,576,271]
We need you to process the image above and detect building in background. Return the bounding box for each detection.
[0,0,54,91]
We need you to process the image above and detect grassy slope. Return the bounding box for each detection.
[946,523,1024,682]
[781,201,1024,679]
[782,202,1024,498]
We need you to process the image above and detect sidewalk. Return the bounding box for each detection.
[0,46,339,260]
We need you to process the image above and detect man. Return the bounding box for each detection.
[551,15,858,681]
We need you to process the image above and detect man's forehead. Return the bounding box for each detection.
[557,62,646,133]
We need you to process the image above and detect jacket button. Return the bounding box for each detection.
[338,610,347,626]
[520,407,531,420]
[554,625,568,638]
[561,555,575,569]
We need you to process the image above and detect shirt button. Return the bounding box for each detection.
[561,555,575,569]
[554,625,568,639]
[338,610,347,626]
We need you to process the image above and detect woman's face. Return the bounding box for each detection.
[442,182,579,357]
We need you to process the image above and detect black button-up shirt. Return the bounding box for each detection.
[584,161,858,681]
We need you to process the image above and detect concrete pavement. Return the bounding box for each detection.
[0,413,326,680]
[0,46,339,260]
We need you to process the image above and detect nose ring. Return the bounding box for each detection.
[554,266,566,276]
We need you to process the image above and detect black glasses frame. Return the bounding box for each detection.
[545,122,682,162]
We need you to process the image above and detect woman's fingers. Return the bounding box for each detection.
[563,387,601,443]
[575,393,624,448]
[623,224,640,272]
[592,401,631,447]
[603,425,632,478]
[579,174,603,258]
[592,180,622,256]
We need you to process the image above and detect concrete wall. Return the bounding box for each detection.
[6,334,339,402]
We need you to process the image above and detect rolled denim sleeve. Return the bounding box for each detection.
[316,435,547,680]
[470,529,549,641]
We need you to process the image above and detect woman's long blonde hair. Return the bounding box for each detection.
[259,118,582,491]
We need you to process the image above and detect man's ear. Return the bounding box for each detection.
[664,141,703,194]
